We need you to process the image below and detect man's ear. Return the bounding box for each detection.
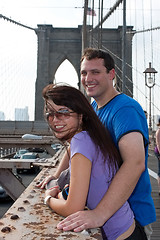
[109,69,115,81]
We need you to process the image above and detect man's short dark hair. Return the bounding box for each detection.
[81,48,115,73]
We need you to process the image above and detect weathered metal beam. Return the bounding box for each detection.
[0,138,57,146]
[0,137,60,156]
[0,159,33,169]
[0,149,64,203]
[0,169,25,201]
[0,157,59,168]
[0,167,102,239]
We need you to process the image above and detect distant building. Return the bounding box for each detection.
[0,111,5,120]
[15,106,29,121]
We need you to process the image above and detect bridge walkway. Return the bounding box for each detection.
[148,150,160,240]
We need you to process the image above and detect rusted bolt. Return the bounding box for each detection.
[18,207,25,212]
[1,226,11,233]
[23,200,30,204]
[10,215,19,220]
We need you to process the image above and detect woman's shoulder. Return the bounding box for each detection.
[71,131,96,161]
[73,131,90,141]
[72,131,96,150]
[75,131,87,136]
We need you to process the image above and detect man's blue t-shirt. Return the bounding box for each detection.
[92,93,156,226]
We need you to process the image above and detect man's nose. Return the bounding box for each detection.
[85,72,92,81]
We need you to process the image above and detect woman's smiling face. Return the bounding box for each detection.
[45,100,82,141]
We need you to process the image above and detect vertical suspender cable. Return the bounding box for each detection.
[81,0,88,92]
[82,0,88,54]
[122,0,126,94]
[134,0,138,100]
[100,0,103,49]
[150,0,154,127]
[142,0,148,111]
[98,0,101,47]
[90,0,94,46]
[150,0,153,63]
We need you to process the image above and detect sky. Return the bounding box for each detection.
[0,0,160,124]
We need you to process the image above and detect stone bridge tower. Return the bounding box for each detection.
[35,25,134,120]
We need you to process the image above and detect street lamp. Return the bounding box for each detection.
[143,62,157,130]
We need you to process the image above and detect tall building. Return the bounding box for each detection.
[0,111,5,120]
[15,106,29,121]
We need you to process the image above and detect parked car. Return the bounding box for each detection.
[27,147,45,153]
[13,149,30,159]
[0,185,13,201]
[51,143,63,152]
[17,152,40,174]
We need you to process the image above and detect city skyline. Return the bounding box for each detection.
[0,106,29,121]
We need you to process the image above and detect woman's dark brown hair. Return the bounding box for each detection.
[42,84,122,171]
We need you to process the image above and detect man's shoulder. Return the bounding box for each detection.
[110,94,143,115]
[92,94,143,117]
[102,94,137,112]
[114,93,138,105]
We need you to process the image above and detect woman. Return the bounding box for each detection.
[154,118,160,195]
[41,84,147,240]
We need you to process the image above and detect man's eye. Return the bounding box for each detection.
[92,71,100,74]
[81,71,87,76]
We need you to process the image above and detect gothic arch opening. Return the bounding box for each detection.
[55,59,79,88]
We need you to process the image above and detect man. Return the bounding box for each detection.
[57,48,156,239]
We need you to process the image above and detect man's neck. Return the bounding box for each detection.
[96,89,120,109]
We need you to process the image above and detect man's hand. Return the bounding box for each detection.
[57,209,102,232]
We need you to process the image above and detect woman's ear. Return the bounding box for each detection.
[79,114,83,127]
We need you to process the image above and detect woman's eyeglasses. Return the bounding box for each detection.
[46,109,74,121]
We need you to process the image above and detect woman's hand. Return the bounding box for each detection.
[45,186,61,199]
[36,175,57,189]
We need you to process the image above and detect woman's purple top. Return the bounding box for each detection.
[70,131,134,240]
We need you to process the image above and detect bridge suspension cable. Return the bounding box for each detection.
[0,14,36,31]
[92,0,123,30]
